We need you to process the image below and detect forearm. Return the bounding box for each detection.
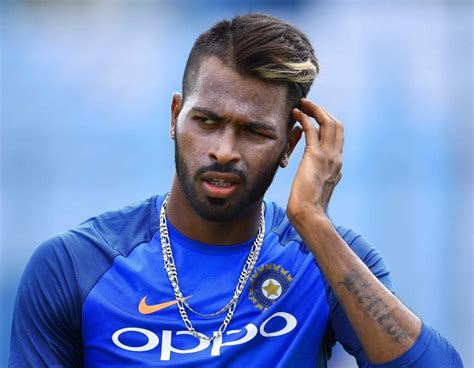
[292,211,422,364]
[288,99,462,366]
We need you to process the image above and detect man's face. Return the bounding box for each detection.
[171,57,296,222]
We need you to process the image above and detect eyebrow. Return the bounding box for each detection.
[191,106,278,133]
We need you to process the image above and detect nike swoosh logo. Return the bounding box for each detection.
[138,295,191,315]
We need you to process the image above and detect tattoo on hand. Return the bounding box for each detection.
[338,274,409,343]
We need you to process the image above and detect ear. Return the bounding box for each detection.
[280,125,303,168]
[170,92,183,140]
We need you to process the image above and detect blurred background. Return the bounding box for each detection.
[1,0,472,366]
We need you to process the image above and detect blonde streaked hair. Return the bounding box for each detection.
[253,59,318,85]
[182,13,319,127]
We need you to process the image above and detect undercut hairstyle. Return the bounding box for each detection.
[182,13,319,128]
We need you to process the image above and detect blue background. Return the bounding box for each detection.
[1,1,472,366]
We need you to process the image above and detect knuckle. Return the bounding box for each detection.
[325,154,337,167]
[324,117,333,126]
[327,153,343,168]
[309,149,324,161]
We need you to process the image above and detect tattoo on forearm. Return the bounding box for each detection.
[338,274,409,343]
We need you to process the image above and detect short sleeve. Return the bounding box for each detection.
[367,322,463,367]
[326,226,463,368]
[9,236,83,367]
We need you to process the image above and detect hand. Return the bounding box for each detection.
[287,98,344,225]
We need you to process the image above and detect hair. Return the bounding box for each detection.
[182,13,319,128]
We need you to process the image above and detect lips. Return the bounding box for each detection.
[201,172,242,198]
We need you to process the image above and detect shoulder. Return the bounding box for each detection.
[268,201,381,255]
[25,194,162,302]
[70,194,161,255]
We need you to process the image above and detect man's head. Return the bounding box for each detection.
[170,14,319,222]
[182,13,319,129]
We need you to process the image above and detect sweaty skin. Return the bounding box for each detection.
[167,56,422,364]
[166,57,300,245]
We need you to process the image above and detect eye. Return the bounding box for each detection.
[194,116,217,127]
[242,126,270,139]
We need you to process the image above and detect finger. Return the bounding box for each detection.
[319,105,344,153]
[292,108,319,146]
[299,99,337,147]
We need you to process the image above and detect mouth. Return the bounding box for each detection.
[205,179,237,187]
[201,172,242,198]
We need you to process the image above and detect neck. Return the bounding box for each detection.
[165,175,262,245]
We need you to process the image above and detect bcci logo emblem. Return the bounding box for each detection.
[248,263,293,311]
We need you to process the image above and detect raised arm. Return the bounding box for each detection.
[288,98,463,366]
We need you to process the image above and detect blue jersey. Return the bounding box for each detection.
[10,195,463,367]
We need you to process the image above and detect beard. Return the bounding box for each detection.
[174,134,285,222]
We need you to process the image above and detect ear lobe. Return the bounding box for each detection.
[170,92,183,139]
[280,154,289,168]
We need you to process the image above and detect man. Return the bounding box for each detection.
[10,13,462,367]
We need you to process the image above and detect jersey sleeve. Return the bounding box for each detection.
[9,195,159,367]
[9,236,83,367]
[328,226,463,368]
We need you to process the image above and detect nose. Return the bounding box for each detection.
[208,127,241,165]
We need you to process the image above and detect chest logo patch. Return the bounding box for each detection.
[248,263,293,311]
[138,295,191,315]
